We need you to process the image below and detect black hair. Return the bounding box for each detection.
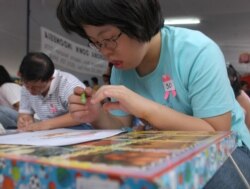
[226,64,242,97]
[0,65,13,86]
[57,0,164,42]
[83,80,90,87]
[19,52,55,82]
[241,80,248,87]
[91,77,98,84]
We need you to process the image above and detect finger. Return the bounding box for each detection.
[74,86,85,95]
[91,86,113,104]
[17,124,25,130]
[20,127,31,132]
[69,103,89,113]
[17,123,28,131]
[84,87,94,96]
[27,119,34,125]
[69,94,82,104]
[102,101,121,111]
[17,119,26,128]
[17,127,24,131]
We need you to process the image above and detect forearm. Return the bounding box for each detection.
[39,113,81,130]
[143,101,222,131]
[237,91,250,129]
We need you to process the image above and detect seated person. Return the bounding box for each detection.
[83,80,90,87]
[0,105,18,129]
[0,65,21,111]
[239,52,250,63]
[17,52,92,131]
[57,0,250,187]
[102,62,113,85]
[240,80,250,97]
[91,77,100,91]
[0,65,21,129]
[227,64,250,130]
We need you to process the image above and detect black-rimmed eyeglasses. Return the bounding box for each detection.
[88,32,122,51]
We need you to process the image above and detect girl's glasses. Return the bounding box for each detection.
[88,32,122,51]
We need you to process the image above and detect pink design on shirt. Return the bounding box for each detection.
[162,75,176,100]
[50,104,57,113]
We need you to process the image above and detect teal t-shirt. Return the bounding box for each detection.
[111,26,250,148]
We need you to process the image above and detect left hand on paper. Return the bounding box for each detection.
[17,114,34,131]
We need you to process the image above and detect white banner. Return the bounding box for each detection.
[41,27,108,76]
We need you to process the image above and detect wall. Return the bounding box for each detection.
[0,0,250,82]
[0,0,27,77]
[0,0,103,84]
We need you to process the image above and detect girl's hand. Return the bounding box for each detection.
[91,85,153,119]
[68,86,102,123]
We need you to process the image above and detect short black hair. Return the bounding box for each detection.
[0,65,13,86]
[83,80,90,87]
[57,0,164,42]
[91,77,98,84]
[227,64,241,97]
[19,52,55,82]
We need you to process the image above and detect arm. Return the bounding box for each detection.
[143,99,230,131]
[1,83,21,111]
[91,85,231,131]
[236,90,250,129]
[18,113,85,131]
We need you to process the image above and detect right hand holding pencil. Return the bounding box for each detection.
[68,86,101,123]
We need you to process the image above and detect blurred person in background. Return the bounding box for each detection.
[17,52,92,131]
[239,52,250,64]
[0,65,21,111]
[0,65,21,129]
[227,64,250,130]
[91,76,100,91]
[102,62,113,85]
[83,80,90,87]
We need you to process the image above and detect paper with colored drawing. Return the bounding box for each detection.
[0,128,124,146]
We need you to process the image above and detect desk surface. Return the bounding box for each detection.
[0,131,236,189]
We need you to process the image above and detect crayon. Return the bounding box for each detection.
[81,93,86,104]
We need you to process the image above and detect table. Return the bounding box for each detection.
[0,131,236,189]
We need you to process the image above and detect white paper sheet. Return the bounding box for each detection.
[0,128,124,146]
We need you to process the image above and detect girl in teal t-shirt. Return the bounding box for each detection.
[57,0,250,188]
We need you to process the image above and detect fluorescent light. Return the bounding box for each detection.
[164,17,200,25]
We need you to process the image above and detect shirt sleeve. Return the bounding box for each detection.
[187,42,234,118]
[19,87,34,115]
[60,74,86,109]
[1,84,21,106]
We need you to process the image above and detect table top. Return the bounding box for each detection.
[0,130,236,179]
